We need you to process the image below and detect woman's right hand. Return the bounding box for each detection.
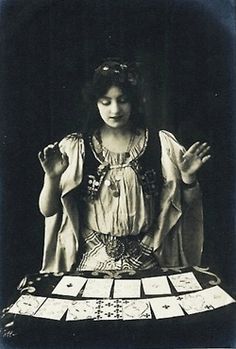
[38,142,69,179]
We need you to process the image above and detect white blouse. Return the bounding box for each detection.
[82,129,157,237]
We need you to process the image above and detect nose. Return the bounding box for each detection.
[110,101,120,115]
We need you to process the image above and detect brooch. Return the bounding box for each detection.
[105,237,125,261]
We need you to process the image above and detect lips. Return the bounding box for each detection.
[109,115,123,119]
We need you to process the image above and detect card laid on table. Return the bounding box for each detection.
[52,275,87,297]
[177,286,235,315]
[122,299,152,320]
[8,295,46,316]
[176,291,214,315]
[203,285,235,308]
[95,299,123,320]
[113,279,141,298]
[82,278,113,298]
[66,300,97,321]
[142,276,171,295]
[34,298,72,320]
[149,296,185,319]
[168,272,202,293]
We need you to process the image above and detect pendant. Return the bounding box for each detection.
[105,238,125,261]
[104,178,120,197]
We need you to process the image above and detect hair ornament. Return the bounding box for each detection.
[95,60,139,86]
[120,63,128,70]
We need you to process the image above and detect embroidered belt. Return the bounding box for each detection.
[98,233,142,261]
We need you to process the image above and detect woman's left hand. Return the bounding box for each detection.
[177,142,211,183]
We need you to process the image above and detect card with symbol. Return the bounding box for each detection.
[142,276,171,295]
[8,295,46,316]
[122,299,152,320]
[149,296,185,319]
[52,275,87,297]
[95,299,123,320]
[176,290,215,314]
[82,278,113,298]
[168,272,202,293]
[66,300,97,321]
[113,279,141,298]
[177,286,235,315]
[34,298,72,320]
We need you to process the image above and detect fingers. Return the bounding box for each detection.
[201,155,211,163]
[198,145,211,158]
[195,142,208,155]
[181,141,211,174]
[43,143,58,158]
[38,142,61,162]
[187,142,201,154]
[188,142,211,158]
[38,151,44,162]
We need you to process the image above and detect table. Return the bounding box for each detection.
[1,267,235,348]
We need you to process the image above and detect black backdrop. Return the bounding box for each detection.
[0,0,235,306]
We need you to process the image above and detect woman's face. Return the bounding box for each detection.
[97,86,131,129]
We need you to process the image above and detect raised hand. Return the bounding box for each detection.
[177,142,211,183]
[38,142,69,179]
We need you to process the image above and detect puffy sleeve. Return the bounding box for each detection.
[152,130,204,267]
[40,133,85,273]
[59,133,85,196]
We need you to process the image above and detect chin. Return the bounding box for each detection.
[109,123,128,130]
[106,119,129,129]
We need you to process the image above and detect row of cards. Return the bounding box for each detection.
[8,286,235,321]
[51,272,203,298]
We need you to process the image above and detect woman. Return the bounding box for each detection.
[38,60,211,273]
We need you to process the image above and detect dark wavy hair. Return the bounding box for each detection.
[82,60,146,134]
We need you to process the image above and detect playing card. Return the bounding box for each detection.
[168,272,202,293]
[113,279,141,298]
[8,295,46,316]
[52,275,87,297]
[82,278,113,298]
[66,300,97,321]
[177,286,235,315]
[149,296,185,319]
[122,299,152,320]
[142,276,171,295]
[33,298,72,320]
[94,299,123,320]
[203,285,235,308]
[176,291,215,315]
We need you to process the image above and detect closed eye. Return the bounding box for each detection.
[98,95,129,106]
[99,98,110,106]
[118,96,129,104]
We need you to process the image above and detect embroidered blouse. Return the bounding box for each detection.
[80,129,157,237]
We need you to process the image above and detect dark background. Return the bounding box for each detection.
[0,0,235,314]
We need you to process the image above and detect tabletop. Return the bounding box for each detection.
[1,266,235,349]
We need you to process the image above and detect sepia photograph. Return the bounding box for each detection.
[0,0,235,348]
